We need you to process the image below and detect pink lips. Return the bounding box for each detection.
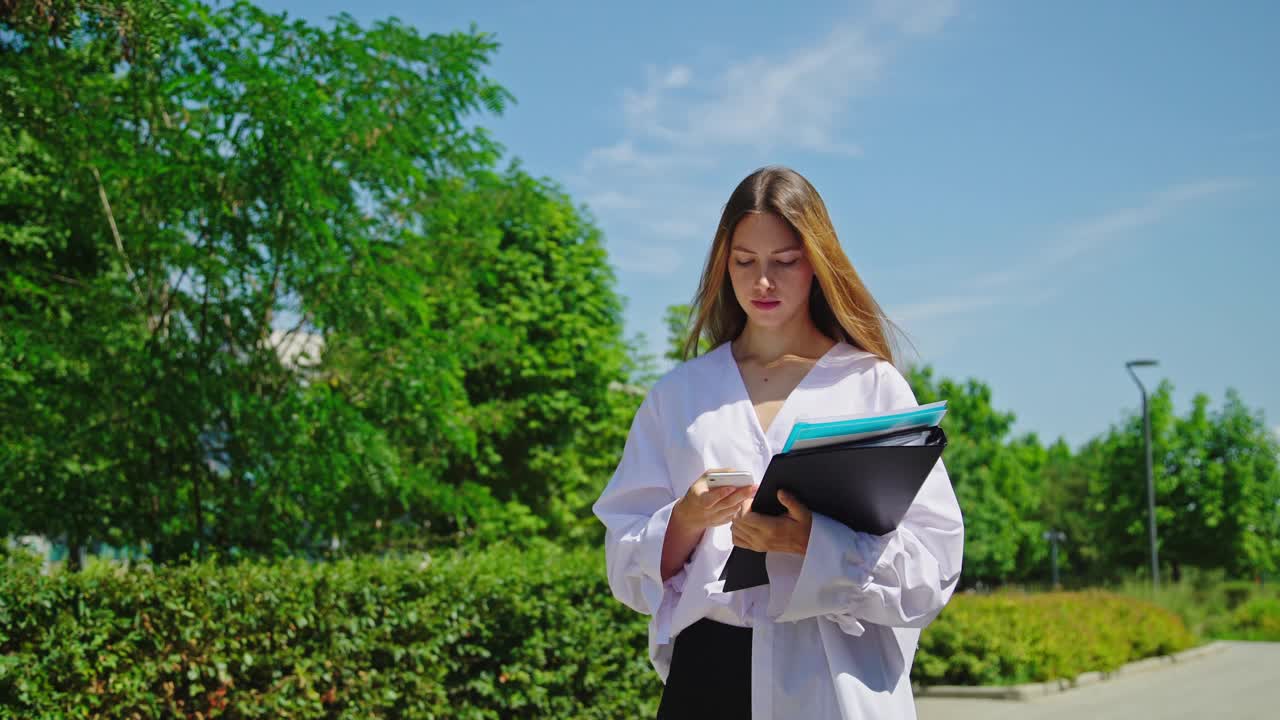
[751,299,781,310]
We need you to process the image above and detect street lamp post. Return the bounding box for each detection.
[1125,359,1160,589]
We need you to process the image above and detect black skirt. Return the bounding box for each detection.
[656,617,752,719]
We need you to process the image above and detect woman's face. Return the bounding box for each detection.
[727,213,815,331]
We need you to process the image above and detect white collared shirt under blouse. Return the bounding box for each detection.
[593,341,964,720]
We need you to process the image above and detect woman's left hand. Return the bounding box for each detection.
[730,489,813,555]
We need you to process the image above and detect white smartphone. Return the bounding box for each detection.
[705,470,754,488]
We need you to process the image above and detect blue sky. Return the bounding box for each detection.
[256,0,1279,448]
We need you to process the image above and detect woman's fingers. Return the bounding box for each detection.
[684,471,758,529]
[714,503,745,524]
[731,521,759,550]
[707,484,754,512]
[695,487,735,517]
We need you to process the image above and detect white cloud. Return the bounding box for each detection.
[587,3,960,179]
[1048,179,1245,266]
[621,65,695,142]
[974,178,1246,290]
[688,26,877,156]
[650,218,705,240]
[893,178,1244,331]
[584,140,646,172]
[611,25,883,159]
[582,140,708,175]
[582,5,957,284]
[891,294,1002,324]
[583,190,642,211]
[609,244,683,275]
[663,65,692,89]
[873,0,958,35]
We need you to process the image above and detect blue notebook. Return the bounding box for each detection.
[780,400,948,453]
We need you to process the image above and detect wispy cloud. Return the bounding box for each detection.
[889,286,1062,326]
[973,178,1246,289]
[582,190,642,212]
[585,0,959,177]
[609,243,683,275]
[891,294,1003,324]
[622,65,693,141]
[1046,179,1245,266]
[605,24,883,163]
[873,0,958,35]
[896,178,1245,326]
[582,139,710,175]
[649,218,705,240]
[579,0,958,278]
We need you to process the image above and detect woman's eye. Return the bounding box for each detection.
[734,258,754,267]
[776,258,798,266]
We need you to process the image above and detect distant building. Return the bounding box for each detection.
[269,329,324,370]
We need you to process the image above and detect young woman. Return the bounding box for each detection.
[593,166,964,719]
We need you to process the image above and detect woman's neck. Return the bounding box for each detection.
[732,315,835,365]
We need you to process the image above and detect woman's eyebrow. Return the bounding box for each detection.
[729,244,803,254]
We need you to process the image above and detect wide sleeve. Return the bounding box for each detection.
[591,390,686,629]
[766,365,965,635]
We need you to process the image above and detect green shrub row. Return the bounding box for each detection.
[1,548,1211,717]
[914,590,1198,686]
[1212,596,1280,641]
[0,544,658,719]
[1115,571,1280,641]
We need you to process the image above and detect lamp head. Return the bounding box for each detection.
[1126,359,1158,368]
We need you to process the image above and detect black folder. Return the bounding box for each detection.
[719,425,948,592]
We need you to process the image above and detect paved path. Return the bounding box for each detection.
[916,642,1280,720]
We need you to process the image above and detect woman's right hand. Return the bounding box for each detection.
[672,469,756,530]
[662,469,756,580]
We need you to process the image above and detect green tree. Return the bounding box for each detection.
[1,0,634,561]
[664,302,712,361]
[2,0,193,565]
[906,366,1049,586]
[1080,382,1280,580]
[411,167,634,541]
[1038,437,1102,580]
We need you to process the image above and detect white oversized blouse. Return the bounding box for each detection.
[593,341,964,719]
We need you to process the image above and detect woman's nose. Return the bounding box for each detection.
[754,268,774,292]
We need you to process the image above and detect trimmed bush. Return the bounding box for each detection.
[1214,597,1280,641]
[914,591,1197,686]
[1116,572,1280,639]
[0,544,658,719]
[1,549,1208,716]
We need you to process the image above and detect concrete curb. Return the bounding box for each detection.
[915,641,1231,701]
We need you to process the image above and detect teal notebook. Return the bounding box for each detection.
[780,400,948,453]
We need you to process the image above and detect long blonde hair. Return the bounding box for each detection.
[682,165,900,364]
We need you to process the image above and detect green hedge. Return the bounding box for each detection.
[914,591,1198,686]
[1,548,1206,717]
[1116,572,1280,641]
[0,544,658,719]
[1213,597,1280,641]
